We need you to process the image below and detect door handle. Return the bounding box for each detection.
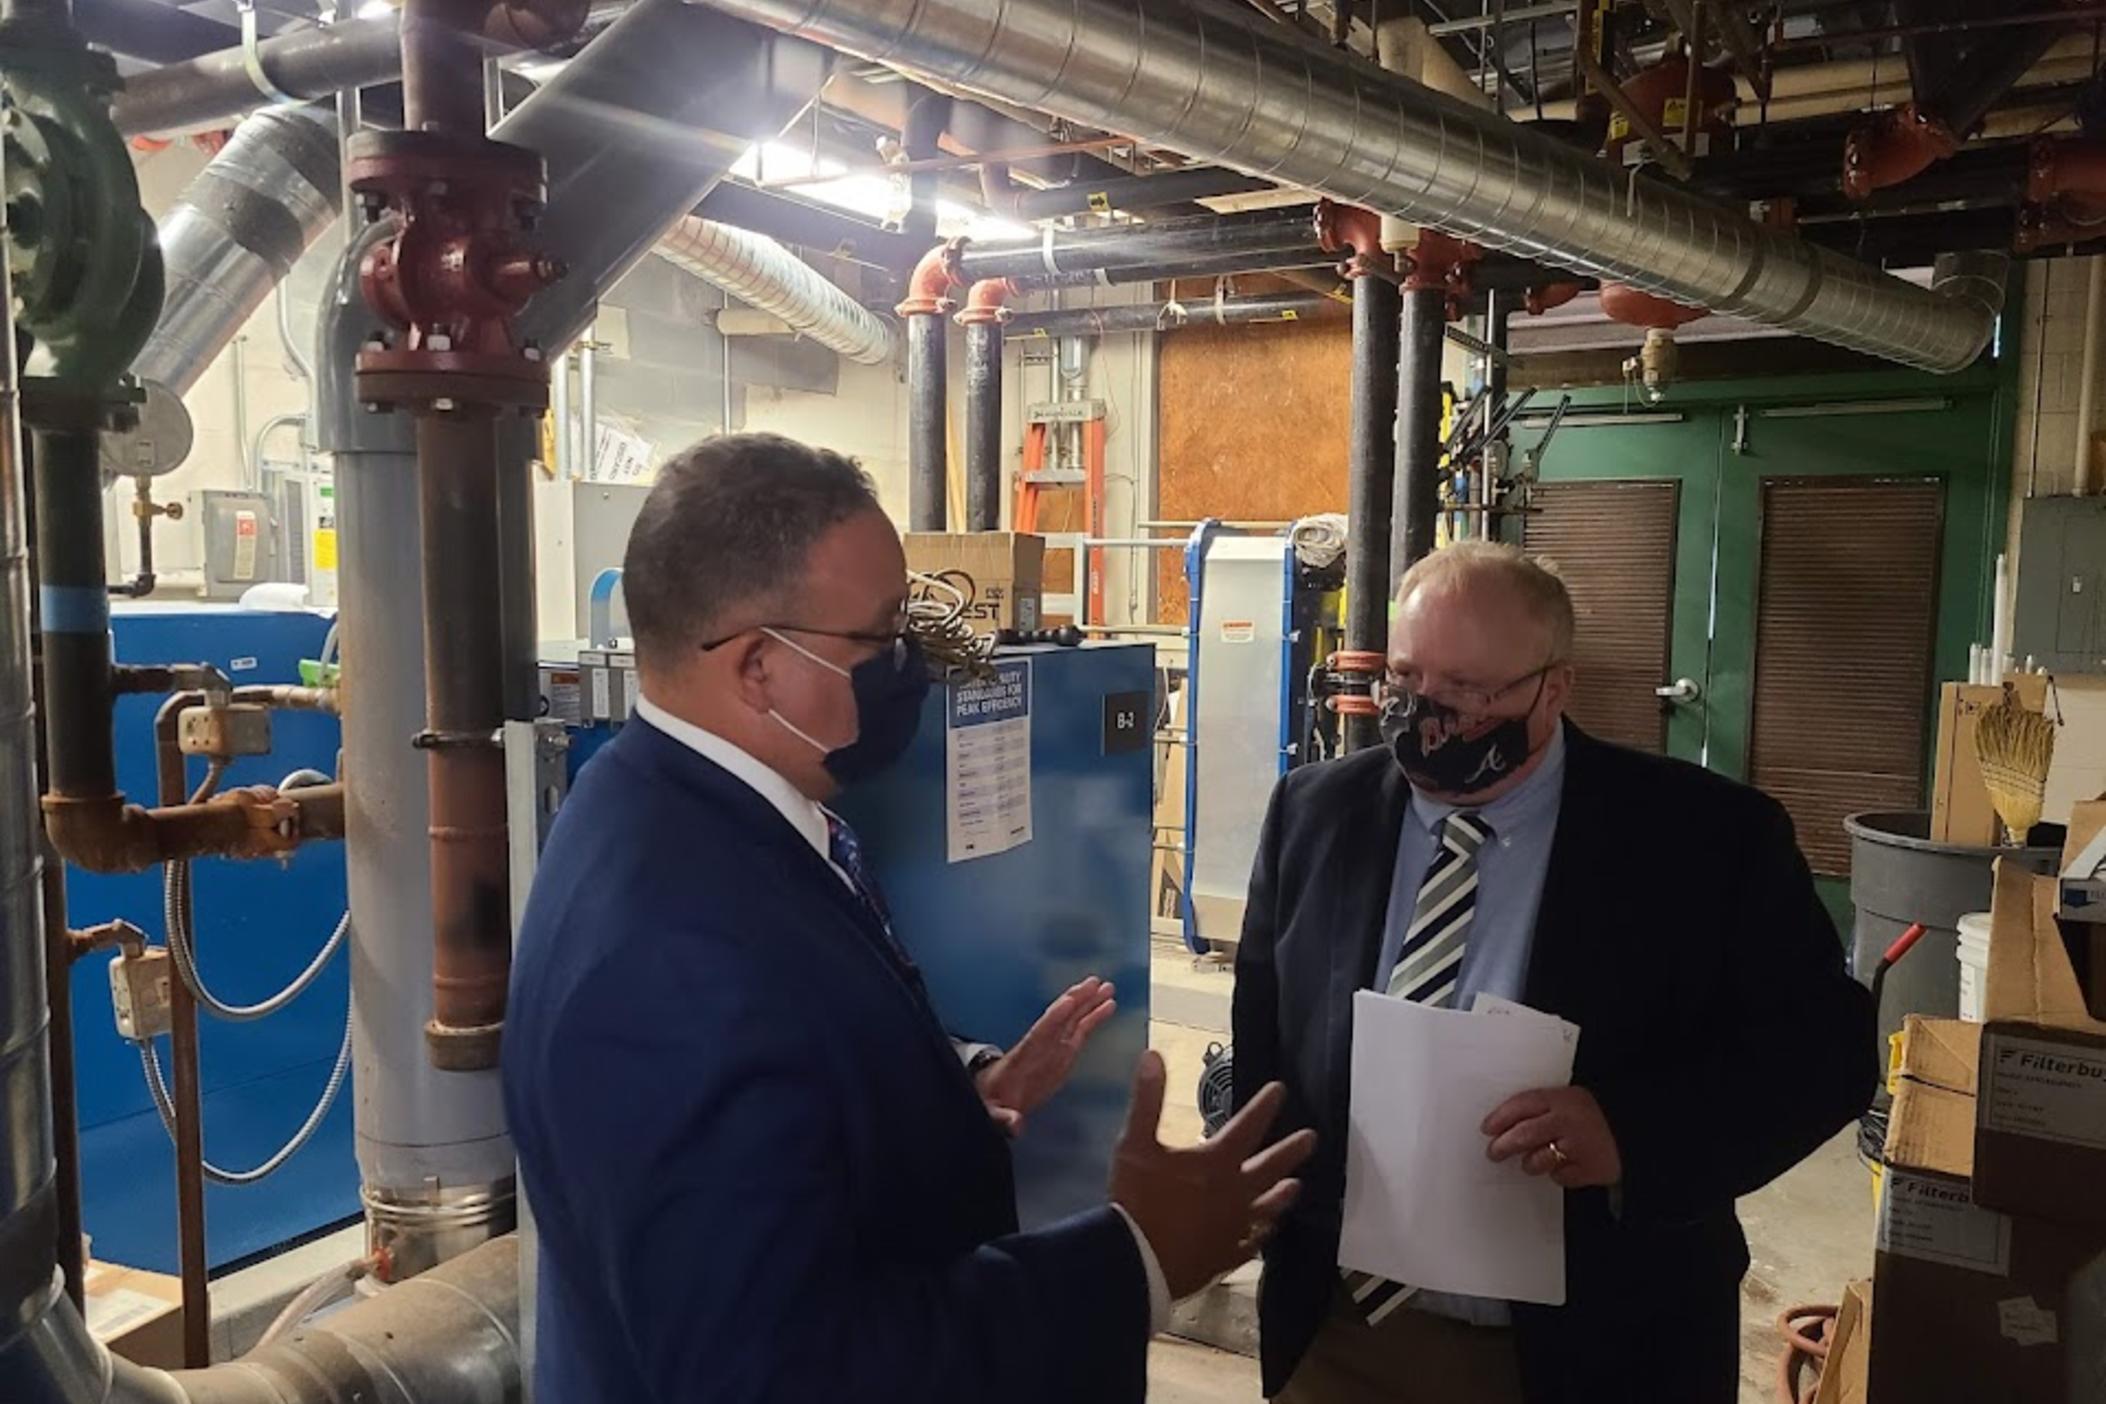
[1654,677,1703,704]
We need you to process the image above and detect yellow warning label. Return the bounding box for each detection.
[1608,111,1629,140]
[1661,97,1689,130]
[312,529,338,572]
[1087,190,1111,214]
[1281,309,1298,320]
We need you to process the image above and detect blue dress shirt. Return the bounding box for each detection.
[1372,727,1567,1326]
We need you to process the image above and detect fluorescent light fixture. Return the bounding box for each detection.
[730,140,1037,244]
[356,0,393,17]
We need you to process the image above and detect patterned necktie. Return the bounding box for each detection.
[1349,811,1494,1325]
[824,813,923,991]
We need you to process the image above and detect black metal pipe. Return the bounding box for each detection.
[906,313,947,531]
[1344,274,1401,754]
[31,425,117,802]
[1005,290,1340,338]
[963,321,1001,531]
[901,85,947,245]
[1097,246,1334,286]
[1393,287,1448,586]
[695,180,925,272]
[958,208,1319,283]
[110,15,405,136]
[1003,167,1278,220]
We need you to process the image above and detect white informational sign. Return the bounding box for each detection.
[589,422,656,483]
[946,659,1032,864]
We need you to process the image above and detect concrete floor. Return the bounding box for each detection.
[1147,942,1875,1404]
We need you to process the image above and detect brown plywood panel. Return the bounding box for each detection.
[1156,317,1353,618]
[1750,477,1944,876]
[1524,479,1679,753]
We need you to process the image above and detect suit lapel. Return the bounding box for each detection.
[1323,755,1413,1125]
[1523,721,1605,1021]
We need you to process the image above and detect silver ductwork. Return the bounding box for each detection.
[703,0,2006,373]
[656,217,897,364]
[131,104,340,404]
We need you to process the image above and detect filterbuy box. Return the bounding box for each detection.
[1869,1015,2106,1403]
[1973,859,2106,1231]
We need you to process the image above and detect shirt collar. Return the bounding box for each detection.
[1408,725,1567,837]
[633,693,831,862]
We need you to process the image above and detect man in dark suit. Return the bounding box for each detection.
[1233,541,1875,1403]
[506,433,1314,1404]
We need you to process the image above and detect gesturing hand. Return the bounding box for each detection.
[975,977,1118,1135]
[1482,1085,1623,1189]
[1109,1051,1317,1299]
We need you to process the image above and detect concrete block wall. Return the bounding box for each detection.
[2009,257,2103,573]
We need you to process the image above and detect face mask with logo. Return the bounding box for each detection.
[1378,684,1541,798]
[764,628,931,784]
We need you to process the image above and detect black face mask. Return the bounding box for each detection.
[767,630,932,785]
[1378,684,1542,797]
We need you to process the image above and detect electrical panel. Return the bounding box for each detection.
[194,488,279,601]
[2014,495,2106,676]
[108,947,173,1041]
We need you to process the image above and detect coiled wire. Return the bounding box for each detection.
[908,569,998,682]
[136,763,352,1185]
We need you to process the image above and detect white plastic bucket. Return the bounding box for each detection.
[1957,912,1994,1022]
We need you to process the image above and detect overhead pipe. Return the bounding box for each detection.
[111,15,405,137]
[132,105,341,404]
[713,0,2008,373]
[1319,202,1400,754]
[655,217,897,364]
[897,244,957,531]
[996,166,1280,220]
[1004,290,1341,337]
[957,279,1015,531]
[957,208,1321,285]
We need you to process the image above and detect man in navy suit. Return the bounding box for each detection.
[505,433,1314,1403]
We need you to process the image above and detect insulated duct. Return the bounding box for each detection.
[706,0,2006,372]
[656,217,897,364]
[130,104,341,402]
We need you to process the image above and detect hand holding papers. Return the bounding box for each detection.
[1338,992,1579,1306]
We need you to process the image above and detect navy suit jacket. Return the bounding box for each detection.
[505,719,1150,1404]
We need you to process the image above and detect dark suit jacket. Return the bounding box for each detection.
[1232,722,1875,1402]
[504,719,1149,1404]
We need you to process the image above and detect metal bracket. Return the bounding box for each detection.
[1027,400,1106,424]
[236,0,299,105]
[1021,469,1086,485]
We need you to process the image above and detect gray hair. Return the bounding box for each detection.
[1394,540,1575,660]
[623,432,880,667]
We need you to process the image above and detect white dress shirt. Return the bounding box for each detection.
[632,695,1172,1332]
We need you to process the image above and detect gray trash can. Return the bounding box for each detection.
[1845,811,2064,1054]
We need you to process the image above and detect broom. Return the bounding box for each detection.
[1974,684,2056,845]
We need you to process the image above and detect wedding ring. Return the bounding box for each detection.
[1546,1140,1572,1169]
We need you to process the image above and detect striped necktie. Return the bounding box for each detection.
[1348,811,1494,1325]
[824,813,927,996]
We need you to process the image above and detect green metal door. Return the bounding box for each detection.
[1521,406,1723,766]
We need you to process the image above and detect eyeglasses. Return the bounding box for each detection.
[702,623,910,667]
[1372,662,1557,716]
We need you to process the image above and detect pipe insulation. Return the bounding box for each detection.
[656,217,897,363]
[132,104,341,401]
[705,0,2008,372]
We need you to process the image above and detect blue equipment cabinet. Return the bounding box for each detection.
[68,606,357,1273]
[566,641,1155,1229]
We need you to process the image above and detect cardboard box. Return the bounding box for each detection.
[905,533,1044,636]
[83,1259,184,1369]
[1931,678,2051,846]
[1812,1280,1870,1404]
[1973,859,2106,1229]
[1869,1017,2106,1403]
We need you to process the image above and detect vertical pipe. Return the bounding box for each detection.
[1343,274,1401,753]
[416,411,511,1070]
[1392,287,1448,584]
[2076,255,2104,495]
[30,426,117,803]
[900,86,946,243]
[1481,288,1508,537]
[907,313,948,531]
[963,320,1002,531]
[495,417,539,723]
[399,0,487,134]
[720,319,735,433]
[549,349,570,481]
